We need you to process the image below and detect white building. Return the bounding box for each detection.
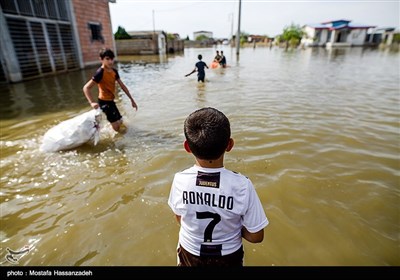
[367,27,400,46]
[301,19,376,47]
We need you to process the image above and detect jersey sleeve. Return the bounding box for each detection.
[242,180,269,233]
[167,174,184,216]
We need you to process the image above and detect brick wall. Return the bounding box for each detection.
[72,0,115,67]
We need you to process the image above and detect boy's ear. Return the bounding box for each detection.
[226,138,234,152]
[184,140,192,153]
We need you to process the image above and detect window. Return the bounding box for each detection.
[88,22,104,43]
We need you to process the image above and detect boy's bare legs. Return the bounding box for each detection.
[111,119,124,132]
[118,122,127,134]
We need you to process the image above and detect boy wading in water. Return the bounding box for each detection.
[185,54,209,83]
[83,48,138,132]
[168,107,269,266]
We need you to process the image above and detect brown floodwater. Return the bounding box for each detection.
[0,46,399,266]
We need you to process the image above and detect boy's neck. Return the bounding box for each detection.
[194,156,224,168]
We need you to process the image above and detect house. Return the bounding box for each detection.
[166,33,184,53]
[247,35,271,43]
[301,19,376,48]
[115,30,185,55]
[116,31,167,55]
[366,27,400,46]
[0,0,116,83]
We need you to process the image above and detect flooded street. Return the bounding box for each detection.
[0,46,399,266]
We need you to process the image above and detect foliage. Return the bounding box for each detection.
[281,23,304,47]
[232,32,249,45]
[240,31,249,45]
[274,35,281,45]
[114,26,131,40]
[393,33,400,43]
[195,34,210,41]
[167,33,176,40]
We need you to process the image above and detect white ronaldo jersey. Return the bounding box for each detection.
[168,165,269,256]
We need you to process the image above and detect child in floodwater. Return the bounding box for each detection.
[185,54,209,83]
[83,48,138,132]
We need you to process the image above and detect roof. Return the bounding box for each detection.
[322,19,351,25]
[305,20,376,30]
[193,31,213,34]
[368,27,399,34]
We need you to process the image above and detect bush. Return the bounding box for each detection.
[114,26,131,40]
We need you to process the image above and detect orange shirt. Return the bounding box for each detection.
[92,67,120,101]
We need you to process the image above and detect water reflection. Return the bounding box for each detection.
[195,83,206,108]
[0,69,93,120]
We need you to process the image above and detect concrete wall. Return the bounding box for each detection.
[348,29,368,46]
[116,38,184,55]
[167,40,184,53]
[116,39,155,55]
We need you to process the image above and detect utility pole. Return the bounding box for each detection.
[236,0,241,56]
[230,13,234,44]
[152,10,155,33]
[152,10,157,53]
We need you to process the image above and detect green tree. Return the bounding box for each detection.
[195,34,209,41]
[167,33,176,40]
[114,26,131,40]
[393,33,400,43]
[232,32,249,46]
[240,31,249,45]
[274,35,281,46]
[281,23,304,48]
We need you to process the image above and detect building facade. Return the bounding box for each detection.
[116,31,166,55]
[0,0,115,83]
[301,19,375,48]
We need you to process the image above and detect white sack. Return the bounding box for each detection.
[40,109,102,153]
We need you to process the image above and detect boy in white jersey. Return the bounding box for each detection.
[168,107,269,266]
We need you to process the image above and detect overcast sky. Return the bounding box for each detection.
[109,0,400,39]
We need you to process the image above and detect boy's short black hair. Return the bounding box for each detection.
[198,54,202,60]
[184,107,231,160]
[99,48,115,59]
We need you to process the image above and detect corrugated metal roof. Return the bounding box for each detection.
[305,20,375,30]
